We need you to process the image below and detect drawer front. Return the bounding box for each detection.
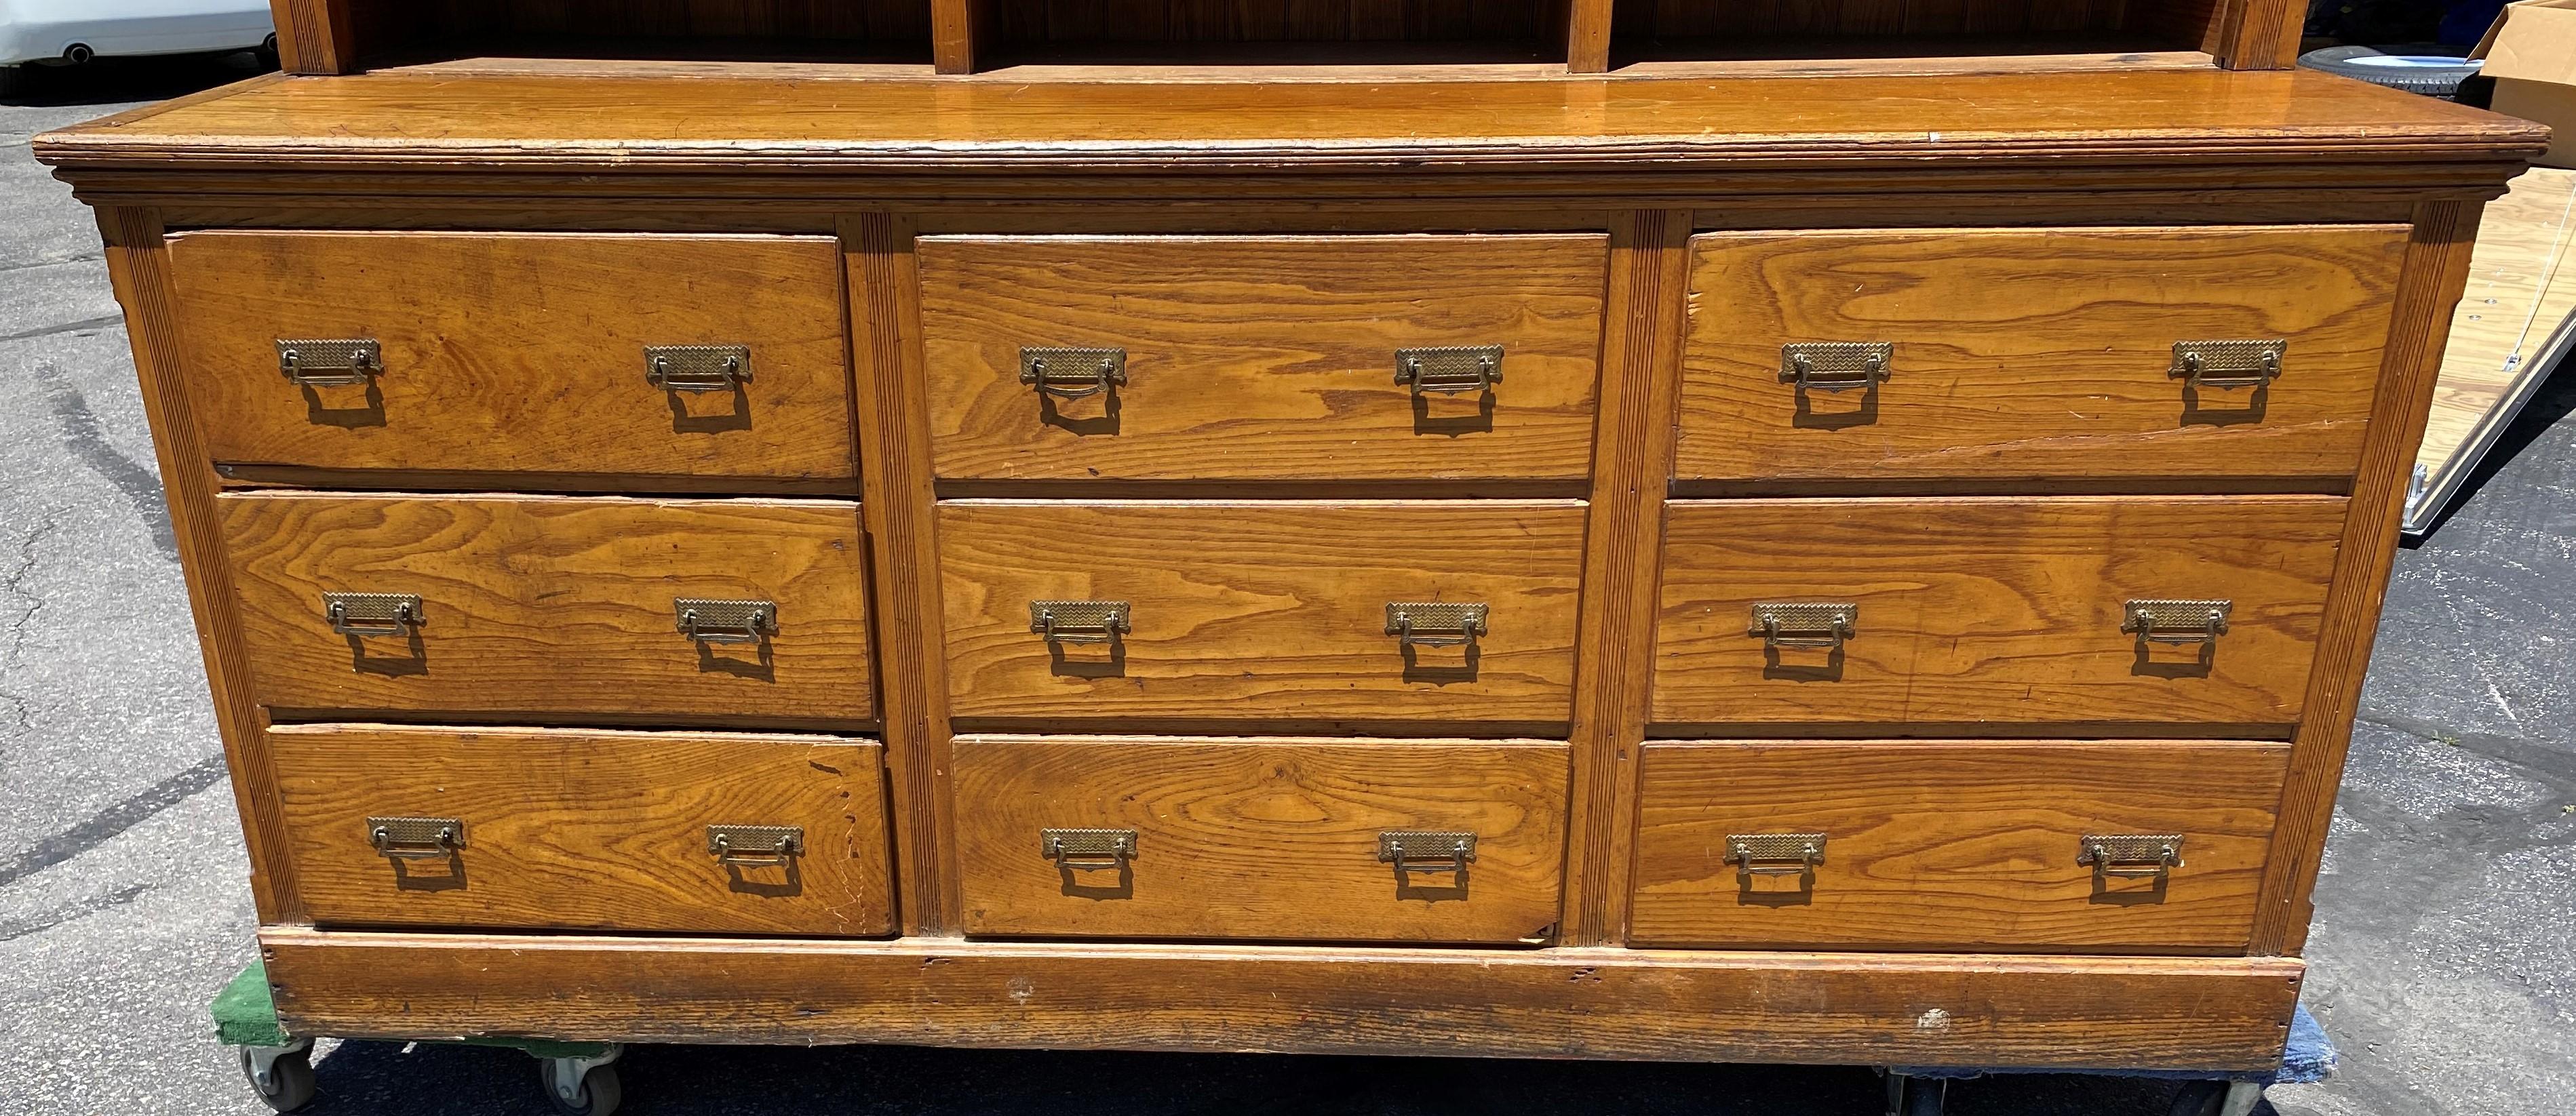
[273,724,894,935]
[953,736,1568,942]
[939,501,1585,724]
[220,493,874,723]
[1652,496,2343,728]
[1628,740,2288,951]
[1675,226,2407,482]
[166,231,853,485]
[918,235,1606,481]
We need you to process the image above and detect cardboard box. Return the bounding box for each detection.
[2475,0,2576,167]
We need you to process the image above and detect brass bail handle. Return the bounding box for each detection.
[1019,347,1127,401]
[707,825,804,866]
[1749,603,1857,650]
[1030,601,1130,645]
[1778,342,1892,393]
[645,344,752,393]
[1042,828,1137,869]
[276,338,381,388]
[2122,599,2233,645]
[1379,831,1477,875]
[367,816,463,860]
[324,593,423,638]
[1726,833,1827,876]
[1393,345,1504,397]
[2171,340,2287,390]
[2080,834,2185,883]
[1386,603,1488,650]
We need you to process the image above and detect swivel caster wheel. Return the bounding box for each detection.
[1884,1072,1947,1116]
[537,1044,624,1116]
[237,1040,317,1113]
[2171,1079,2266,1116]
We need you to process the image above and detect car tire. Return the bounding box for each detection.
[2298,45,2483,100]
[0,64,30,99]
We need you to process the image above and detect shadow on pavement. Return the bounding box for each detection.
[3,50,274,109]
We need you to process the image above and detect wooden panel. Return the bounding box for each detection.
[262,928,2307,1070]
[918,235,1605,481]
[165,231,853,487]
[219,493,875,724]
[952,736,1567,942]
[1652,496,2345,728]
[1676,226,2409,483]
[1628,740,2289,950]
[939,500,1585,724]
[2419,170,2576,494]
[272,725,895,935]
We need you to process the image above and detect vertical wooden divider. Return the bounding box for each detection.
[1559,210,1690,946]
[2250,200,2486,956]
[842,212,962,936]
[1565,0,1616,74]
[2212,0,2304,70]
[933,0,982,74]
[100,207,300,924]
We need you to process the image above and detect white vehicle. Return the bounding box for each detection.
[1,0,275,90]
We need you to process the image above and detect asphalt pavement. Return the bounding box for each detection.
[1,55,2568,1116]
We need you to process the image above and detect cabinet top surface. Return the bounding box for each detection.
[35,68,2548,176]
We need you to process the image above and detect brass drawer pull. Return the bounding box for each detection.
[323,592,422,638]
[676,598,777,645]
[1030,599,1129,645]
[1778,342,1891,393]
[367,816,463,860]
[2122,598,2231,645]
[2079,833,2185,883]
[1019,346,1127,400]
[276,338,381,387]
[1394,344,1504,396]
[707,824,803,866]
[1385,602,1487,649]
[645,344,752,392]
[1042,827,1136,868]
[1727,832,1827,875]
[1749,602,1856,650]
[1379,831,1477,874]
[2170,340,2286,390]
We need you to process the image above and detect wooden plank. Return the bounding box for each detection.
[938,500,1586,725]
[951,735,1568,942]
[99,207,299,923]
[261,928,2306,1069]
[916,234,1605,481]
[1675,226,2409,483]
[1564,0,1612,71]
[2252,201,2491,955]
[2212,0,2302,70]
[271,725,895,936]
[935,0,981,76]
[1652,496,2347,728]
[1628,740,2290,950]
[164,231,855,486]
[2419,167,2576,494]
[1559,208,1687,946]
[844,212,962,936]
[217,492,876,725]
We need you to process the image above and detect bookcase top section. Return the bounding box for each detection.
[37,68,2548,176]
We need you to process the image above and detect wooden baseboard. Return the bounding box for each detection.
[260,928,2301,1071]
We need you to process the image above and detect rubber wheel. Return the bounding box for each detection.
[237,1047,317,1114]
[2297,46,2482,100]
[543,1062,622,1116]
[2169,1079,2230,1116]
[255,34,281,71]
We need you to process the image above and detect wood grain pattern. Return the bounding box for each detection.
[1560,208,1687,946]
[165,231,854,486]
[1628,740,2290,951]
[2254,201,2489,955]
[261,928,2306,1069]
[1652,496,2346,728]
[939,500,1585,724]
[1676,226,2408,482]
[2419,169,2575,494]
[271,723,894,934]
[952,735,1568,942]
[100,207,300,923]
[218,492,875,724]
[918,234,1605,481]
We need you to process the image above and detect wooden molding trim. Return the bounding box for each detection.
[2250,200,2490,955]
[262,928,2305,1069]
[842,213,962,936]
[98,207,300,922]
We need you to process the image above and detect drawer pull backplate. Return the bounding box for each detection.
[2079,833,2185,883]
[1727,832,1827,875]
[675,598,777,645]
[645,344,752,392]
[1393,345,1504,396]
[2170,340,2286,390]
[1019,346,1127,400]
[276,338,380,387]
[1030,600,1130,645]
[1042,827,1137,868]
[323,592,422,638]
[1385,601,1488,649]
[1378,830,1477,874]
[707,824,803,866]
[1778,342,1892,393]
[1749,602,1857,650]
[2122,598,2232,645]
[367,816,463,860]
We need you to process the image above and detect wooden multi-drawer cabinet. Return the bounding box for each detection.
[31,0,2551,1096]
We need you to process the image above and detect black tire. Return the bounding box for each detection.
[2297,45,2482,100]
[543,1062,622,1116]
[2169,1079,2232,1116]
[0,64,31,99]
[256,33,281,71]
[237,1047,317,1114]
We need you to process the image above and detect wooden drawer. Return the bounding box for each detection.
[1628,740,2289,951]
[939,500,1585,725]
[952,735,1568,943]
[1675,226,2407,483]
[272,724,894,935]
[917,235,1606,481]
[1653,496,2343,729]
[165,231,853,487]
[220,493,874,724]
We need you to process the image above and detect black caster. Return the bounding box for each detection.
[538,1045,625,1116]
[237,1041,317,1113]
